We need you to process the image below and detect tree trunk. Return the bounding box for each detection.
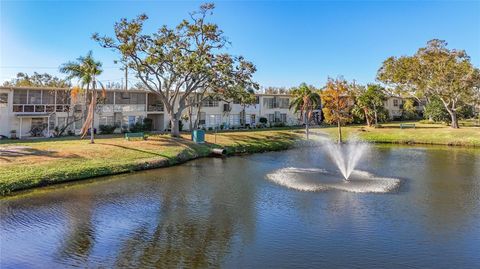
[188,107,193,131]
[170,117,180,137]
[440,98,459,129]
[448,110,459,128]
[194,105,202,130]
[337,120,342,144]
[90,87,96,144]
[364,108,371,127]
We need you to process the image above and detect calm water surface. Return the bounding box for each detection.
[1,144,480,268]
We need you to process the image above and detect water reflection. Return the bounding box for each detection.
[1,145,479,268]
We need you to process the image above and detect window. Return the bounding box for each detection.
[42,90,55,104]
[274,111,281,122]
[263,98,274,109]
[250,114,256,124]
[13,90,27,104]
[207,114,222,127]
[115,92,146,105]
[28,90,42,104]
[128,116,136,127]
[199,112,206,125]
[31,118,46,130]
[202,98,219,107]
[278,98,289,109]
[255,96,260,104]
[56,90,70,104]
[267,114,274,123]
[229,114,240,126]
[393,99,399,107]
[99,116,114,126]
[281,113,287,123]
[0,93,7,107]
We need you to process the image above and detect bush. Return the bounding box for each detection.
[259,117,268,124]
[130,122,145,133]
[273,122,286,127]
[424,98,450,122]
[99,125,117,134]
[458,105,475,119]
[143,118,153,131]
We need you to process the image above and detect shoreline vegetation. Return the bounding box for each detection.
[1,121,479,196]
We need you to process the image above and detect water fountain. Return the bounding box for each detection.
[265,134,401,193]
[323,137,369,180]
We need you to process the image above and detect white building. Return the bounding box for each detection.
[383,95,426,119]
[0,86,300,138]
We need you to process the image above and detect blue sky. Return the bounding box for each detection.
[1,0,479,88]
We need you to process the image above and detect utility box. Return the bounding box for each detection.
[192,129,205,144]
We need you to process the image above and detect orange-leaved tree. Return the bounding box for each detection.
[321,78,354,143]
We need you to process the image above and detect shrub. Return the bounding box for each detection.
[259,117,268,124]
[273,122,286,127]
[130,122,145,133]
[424,98,449,122]
[99,125,117,134]
[143,118,153,131]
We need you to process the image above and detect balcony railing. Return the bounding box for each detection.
[148,104,164,112]
[13,104,70,113]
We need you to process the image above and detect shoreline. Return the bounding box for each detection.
[1,125,479,196]
[0,132,300,196]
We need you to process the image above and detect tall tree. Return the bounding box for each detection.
[321,78,353,143]
[377,39,480,128]
[60,51,104,143]
[352,84,387,126]
[93,3,257,137]
[3,72,71,88]
[289,83,321,139]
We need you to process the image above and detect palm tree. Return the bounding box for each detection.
[289,83,321,139]
[60,51,103,144]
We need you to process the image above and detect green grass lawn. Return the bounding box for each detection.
[316,121,480,147]
[0,130,301,195]
[1,121,478,195]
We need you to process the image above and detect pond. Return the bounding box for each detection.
[1,144,479,268]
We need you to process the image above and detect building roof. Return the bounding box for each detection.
[0,86,294,97]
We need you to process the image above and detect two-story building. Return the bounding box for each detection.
[0,86,300,138]
[383,95,426,119]
[0,86,166,138]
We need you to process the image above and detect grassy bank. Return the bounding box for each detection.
[0,130,301,195]
[1,121,479,195]
[316,121,480,147]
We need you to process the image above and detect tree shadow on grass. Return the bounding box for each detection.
[98,142,192,161]
[0,146,81,163]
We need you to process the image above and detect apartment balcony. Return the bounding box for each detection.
[13,104,70,113]
[148,104,164,112]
